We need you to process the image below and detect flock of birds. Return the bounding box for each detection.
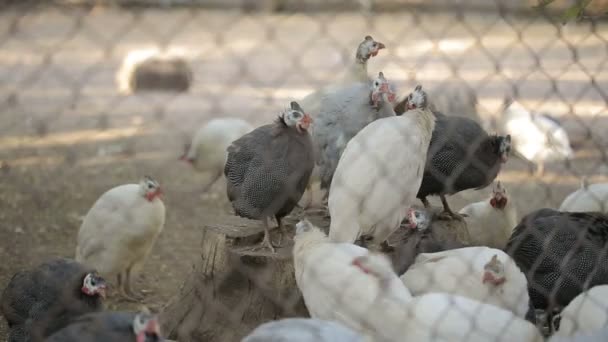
[1,35,606,342]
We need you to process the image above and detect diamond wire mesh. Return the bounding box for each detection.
[0,0,608,341]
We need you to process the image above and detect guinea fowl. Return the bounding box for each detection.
[459,181,518,249]
[313,71,396,192]
[293,219,412,340]
[241,318,365,342]
[401,85,511,218]
[298,35,386,118]
[76,176,165,301]
[560,178,608,213]
[392,206,469,274]
[224,101,314,252]
[180,118,253,193]
[327,83,435,251]
[0,258,106,341]
[295,220,541,342]
[45,311,162,342]
[552,285,608,337]
[299,35,385,209]
[505,209,608,316]
[400,246,530,318]
[498,98,573,176]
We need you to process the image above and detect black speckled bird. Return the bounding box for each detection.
[505,208,608,314]
[224,101,315,252]
[0,258,106,341]
[45,311,162,342]
[399,85,511,218]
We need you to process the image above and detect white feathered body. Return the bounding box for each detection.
[186,118,253,173]
[328,108,435,245]
[555,285,608,337]
[559,183,608,213]
[75,184,166,277]
[400,246,530,318]
[459,199,517,249]
[293,228,411,340]
[500,101,573,163]
[398,293,543,342]
[294,228,540,342]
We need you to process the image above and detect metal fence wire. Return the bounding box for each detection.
[1,0,608,341]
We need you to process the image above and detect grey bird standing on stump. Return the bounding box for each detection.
[224,101,315,252]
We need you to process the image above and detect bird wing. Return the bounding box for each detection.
[224,125,274,199]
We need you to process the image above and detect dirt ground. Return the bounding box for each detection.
[0,4,607,341]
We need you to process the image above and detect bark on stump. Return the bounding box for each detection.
[160,212,328,342]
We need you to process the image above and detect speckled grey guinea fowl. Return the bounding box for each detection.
[224,101,315,252]
[312,72,396,191]
[399,85,511,217]
[44,311,162,342]
[505,209,608,314]
[391,207,469,275]
[1,258,106,342]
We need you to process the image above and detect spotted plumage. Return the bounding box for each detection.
[505,208,608,312]
[0,258,105,341]
[224,101,315,251]
[45,311,162,342]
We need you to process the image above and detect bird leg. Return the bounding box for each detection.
[201,171,222,194]
[253,217,276,253]
[438,194,464,221]
[274,216,288,247]
[117,272,140,302]
[534,163,545,177]
[124,266,144,301]
[420,197,431,208]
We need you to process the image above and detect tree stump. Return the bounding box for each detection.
[160,211,328,342]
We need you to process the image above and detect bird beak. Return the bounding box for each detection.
[351,258,370,274]
[147,319,161,336]
[299,114,313,131]
[500,152,509,163]
[98,286,107,299]
[377,42,386,50]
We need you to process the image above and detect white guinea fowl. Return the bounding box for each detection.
[400,246,530,318]
[293,219,412,340]
[75,176,165,301]
[328,86,435,250]
[499,99,573,175]
[553,285,608,337]
[181,118,253,192]
[459,181,518,249]
[559,177,608,213]
[241,318,365,342]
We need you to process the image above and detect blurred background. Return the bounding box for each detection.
[0,0,607,339]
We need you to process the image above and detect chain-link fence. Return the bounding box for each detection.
[1,0,608,341]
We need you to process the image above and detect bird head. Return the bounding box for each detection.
[496,134,511,163]
[140,176,162,202]
[295,219,314,236]
[81,272,107,299]
[482,254,506,286]
[405,208,431,231]
[405,85,428,111]
[370,72,396,107]
[282,101,312,134]
[133,313,162,342]
[489,181,508,209]
[356,35,386,62]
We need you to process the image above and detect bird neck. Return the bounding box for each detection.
[343,58,368,84]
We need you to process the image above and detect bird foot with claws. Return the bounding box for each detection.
[438,211,464,222]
